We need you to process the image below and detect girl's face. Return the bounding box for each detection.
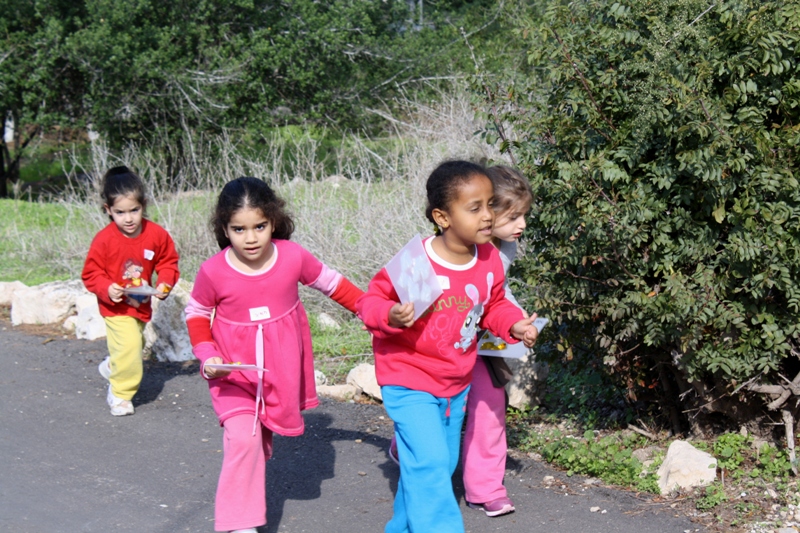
[224,206,275,271]
[105,194,144,238]
[492,201,530,242]
[436,174,495,247]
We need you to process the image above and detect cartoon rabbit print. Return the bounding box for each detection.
[454,272,493,351]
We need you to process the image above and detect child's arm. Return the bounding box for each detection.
[82,237,119,304]
[481,257,537,346]
[153,229,180,300]
[356,269,411,337]
[299,247,364,313]
[184,268,229,379]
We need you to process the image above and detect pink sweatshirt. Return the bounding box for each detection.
[357,237,524,398]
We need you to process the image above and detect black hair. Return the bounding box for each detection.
[424,160,489,233]
[485,165,533,215]
[211,177,295,249]
[101,166,146,219]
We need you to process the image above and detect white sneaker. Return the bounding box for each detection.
[106,385,134,416]
[230,529,258,533]
[98,356,111,380]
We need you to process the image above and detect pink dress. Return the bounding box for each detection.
[186,239,343,436]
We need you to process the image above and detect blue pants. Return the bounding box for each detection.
[382,385,469,533]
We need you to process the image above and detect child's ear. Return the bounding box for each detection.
[103,204,111,215]
[431,208,450,231]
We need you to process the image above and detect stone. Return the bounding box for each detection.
[143,279,194,362]
[656,440,717,495]
[315,369,328,386]
[317,312,340,330]
[0,281,27,306]
[346,363,382,401]
[74,293,106,340]
[11,280,85,325]
[505,352,549,409]
[62,316,77,332]
[317,384,358,401]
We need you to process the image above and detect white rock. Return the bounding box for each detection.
[776,528,799,533]
[317,312,340,330]
[590,506,600,513]
[317,384,358,401]
[505,353,549,409]
[11,280,85,325]
[656,440,717,495]
[74,293,106,340]
[0,280,26,305]
[143,279,194,362]
[346,363,382,401]
[62,316,77,332]
[315,369,328,386]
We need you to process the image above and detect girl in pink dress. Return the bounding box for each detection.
[185,177,363,533]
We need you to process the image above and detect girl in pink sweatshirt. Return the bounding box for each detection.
[357,160,539,533]
[185,177,362,533]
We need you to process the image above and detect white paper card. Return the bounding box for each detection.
[477,331,529,359]
[144,249,155,260]
[205,363,268,372]
[533,317,550,332]
[385,234,443,321]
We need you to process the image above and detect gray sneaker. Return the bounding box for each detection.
[98,356,111,380]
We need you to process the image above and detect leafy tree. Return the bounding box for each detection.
[0,0,85,196]
[482,0,800,432]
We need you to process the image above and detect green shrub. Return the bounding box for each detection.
[480,0,800,429]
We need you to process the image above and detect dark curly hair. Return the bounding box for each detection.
[425,160,488,233]
[101,166,146,220]
[211,177,294,249]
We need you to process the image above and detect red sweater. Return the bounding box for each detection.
[357,238,523,397]
[82,219,180,322]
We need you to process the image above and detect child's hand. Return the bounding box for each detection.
[203,357,231,379]
[510,313,539,348]
[154,283,172,300]
[388,302,415,328]
[108,283,124,303]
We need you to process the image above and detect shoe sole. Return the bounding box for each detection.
[467,502,515,517]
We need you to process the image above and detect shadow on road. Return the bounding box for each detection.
[264,411,396,533]
[135,359,201,406]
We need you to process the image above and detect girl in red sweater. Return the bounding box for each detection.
[82,166,180,416]
[357,160,539,533]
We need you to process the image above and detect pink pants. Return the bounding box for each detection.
[215,414,274,531]
[462,356,508,503]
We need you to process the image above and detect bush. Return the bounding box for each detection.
[480,0,800,431]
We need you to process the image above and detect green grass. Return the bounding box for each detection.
[0,199,93,285]
[307,313,373,383]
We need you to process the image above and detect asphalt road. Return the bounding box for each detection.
[0,320,704,533]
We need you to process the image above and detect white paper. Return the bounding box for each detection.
[205,363,268,372]
[385,234,443,320]
[122,285,161,296]
[533,317,550,332]
[477,330,529,359]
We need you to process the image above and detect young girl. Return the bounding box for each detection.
[462,165,535,517]
[82,166,180,416]
[185,177,363,533]
[357,160,539,533]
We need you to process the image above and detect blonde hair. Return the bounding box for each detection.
[485,165,533,214]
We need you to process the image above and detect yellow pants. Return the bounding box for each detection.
[104,316,145,401]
